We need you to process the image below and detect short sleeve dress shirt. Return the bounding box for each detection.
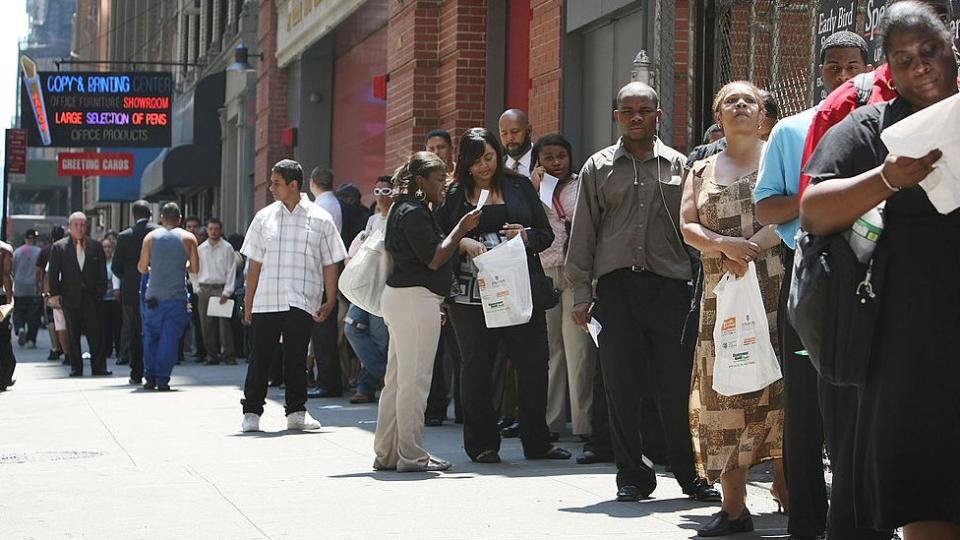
[241,194,347,314]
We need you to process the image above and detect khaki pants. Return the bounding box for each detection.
[544,265,596,435]
[374,285,443,471]
[197,284,235,361]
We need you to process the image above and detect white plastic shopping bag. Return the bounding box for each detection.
[472,235,532,328]
[338,229,393,317]
[711,262,782,396]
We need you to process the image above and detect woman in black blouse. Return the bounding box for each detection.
[373,151,480,473]
[436,127,571,463]
[801,4,959,538]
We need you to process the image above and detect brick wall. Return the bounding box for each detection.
[528,0,562,136]
[254,0,291,209]
[386,0,487,174]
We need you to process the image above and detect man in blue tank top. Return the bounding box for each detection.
[137,203,200,391]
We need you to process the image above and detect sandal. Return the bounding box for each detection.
[474,450,501,463]
[527,446,572,460]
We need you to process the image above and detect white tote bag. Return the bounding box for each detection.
[472,235,533,328]
[711,262,782,396]
[338,228,393,317]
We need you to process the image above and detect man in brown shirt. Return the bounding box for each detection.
[565,82,719,503]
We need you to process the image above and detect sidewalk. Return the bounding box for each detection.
[0,334,789,539]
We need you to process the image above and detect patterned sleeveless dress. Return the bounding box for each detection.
[687,154,785,483]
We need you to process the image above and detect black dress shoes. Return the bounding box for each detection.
[685,479,723,502]
[616,484,651,502]
[91,370,113,376]
[157,384,171,391]
[69,371,83,377]
[576,450,613,464]
[500,421,520,438]
[697,508,754,537]
[143,379,156,390]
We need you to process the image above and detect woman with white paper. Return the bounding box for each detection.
[801,3,960,538]
[372,152,481,473]
[436,128,571,464]
[680,81,786,536]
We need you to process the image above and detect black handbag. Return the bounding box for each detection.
[787,230,888,387]
[530,271,560,311]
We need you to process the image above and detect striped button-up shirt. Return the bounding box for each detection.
[241,194,346,314]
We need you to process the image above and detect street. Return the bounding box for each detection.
[1,335,789,540]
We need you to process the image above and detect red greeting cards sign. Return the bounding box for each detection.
[57,152,134,177]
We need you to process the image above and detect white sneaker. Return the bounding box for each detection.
[241,413,261,432]
[287,411,322,430]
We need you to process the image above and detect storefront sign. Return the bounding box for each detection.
[814,0,859,103]
[57,152,134,177]
[19,61,172,148]
[5,129,27,175]
[276,0,365,67]
[862,0,888,67]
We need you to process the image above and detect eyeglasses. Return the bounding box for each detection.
[373,188,394,196]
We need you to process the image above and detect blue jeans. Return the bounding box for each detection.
[143,299,191,385]
[344,304,388,395]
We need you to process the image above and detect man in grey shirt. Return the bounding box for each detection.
[12,229,42,348]
[565,82,720,504]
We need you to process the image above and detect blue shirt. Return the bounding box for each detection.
[754,106,817,249]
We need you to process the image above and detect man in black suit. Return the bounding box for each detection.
[112,201,157,384]
[48,212,109,377]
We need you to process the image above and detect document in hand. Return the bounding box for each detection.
[539,173,559,207]
[206,297,235,318]
[880,93,960,214]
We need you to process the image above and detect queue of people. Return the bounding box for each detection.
[3,2,957,538]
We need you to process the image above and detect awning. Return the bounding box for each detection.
[139,144,220,200]
[141,71,225,200]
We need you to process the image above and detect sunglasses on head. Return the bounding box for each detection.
[373,187,394,196]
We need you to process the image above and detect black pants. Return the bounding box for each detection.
[779,248,829,537]
[425,329,449,420]
[63,294,106,374]
[102,300,122,358]
[242,308,314,416]
[595,269,698,493]
[443,323,463,422]
[311,294,341,394]
[450,303,553,459]
[13,295,41,342]
[583,357,613,458]
[0,319,15,388]
[122,304,144,379]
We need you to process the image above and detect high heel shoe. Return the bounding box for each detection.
[770,489,789,515]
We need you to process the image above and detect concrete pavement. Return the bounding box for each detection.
[0,334,790,539]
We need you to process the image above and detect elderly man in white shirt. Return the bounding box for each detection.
[240,159,347,433]
[196,218,238,366]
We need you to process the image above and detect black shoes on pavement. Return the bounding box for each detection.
[616,484,652,502]
[576,450,613,464]
[685,479,723,502]
[697,508,754,537]
[307,388,342,399]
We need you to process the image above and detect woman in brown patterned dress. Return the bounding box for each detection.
[679,81,786,537]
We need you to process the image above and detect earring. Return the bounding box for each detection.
[415,188,425,201]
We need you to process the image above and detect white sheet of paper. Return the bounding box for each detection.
[587,317,602,348]
[476,189,490,210]
[539,173,559,207]
[880,93,960,214]
[206,297,235,318]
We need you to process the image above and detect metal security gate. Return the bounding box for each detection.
[713,0,818,118]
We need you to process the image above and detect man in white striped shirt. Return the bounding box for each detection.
[239,159,347,433]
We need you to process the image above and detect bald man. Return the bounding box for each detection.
[565,82,719,503]
[498,109,534,176]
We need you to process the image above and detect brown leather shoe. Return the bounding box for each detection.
[349,392,377,404]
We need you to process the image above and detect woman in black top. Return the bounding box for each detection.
[372,152,480,473]
[801,4,960,538]
[436,127,571,463]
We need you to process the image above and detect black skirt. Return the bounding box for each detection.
[853,207,960,529]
